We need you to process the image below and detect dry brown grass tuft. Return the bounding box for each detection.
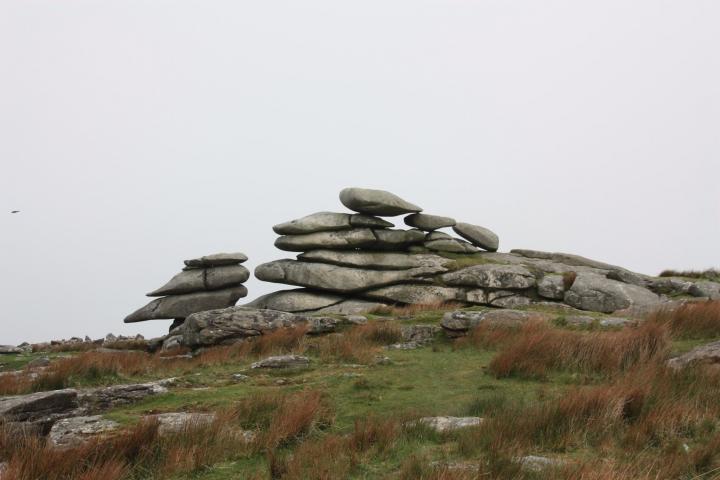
[487,320,669,379]
[0,411,250,480]
[645,300,720,339]
[659,268,720,282]
[314,321,401,364]
[349,415,399,455]
[563,271,578,290]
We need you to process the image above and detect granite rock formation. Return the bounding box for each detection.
[124,252,249,327]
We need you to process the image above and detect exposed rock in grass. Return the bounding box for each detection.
[0,346,23,355]
[48,415,120,448]
[441,310,549,337]
[251,355,310,369]
[517,455,566,472]
[78,379,172,412]
[0,389,79,424]
[175,307,325,348]
[668,340,720,370]
[146,412,217,435]
[26,356,51,368]
[416,416,483,432]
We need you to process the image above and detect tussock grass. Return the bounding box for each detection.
[314,321,402,364]
[0,327,311,396]
[659,268,720,282]
[486,320,669,379]
[645,300,720,340]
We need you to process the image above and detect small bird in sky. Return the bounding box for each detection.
[11,210,20,214]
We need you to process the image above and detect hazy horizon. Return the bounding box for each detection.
[1,0,719,345]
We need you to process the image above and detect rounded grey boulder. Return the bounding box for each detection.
[452,223,499,252]
[404,213,456,231]
[339,187,422,217]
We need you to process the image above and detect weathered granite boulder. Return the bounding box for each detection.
[273,211,392,234]
[251,355,310,369]
[0,346,22,355]
[78,380,171,412]
[510,249,624,272]
[124,286,248,323]
[48,415,120,448]
[339,187,422,216]
[442,264,536,289]
[178,307,315,348]
[404,213,456,231]
[364,285,466,305]
[401,325,440,345]
[373,229,426,249]
[0,389,78,423]
[417,416,483,432]
[424,239,479,254]
[298,250,451,271]
[563,274,660,313]
[689,281,720,300]
[147,412,217,435]
[563,315,636,328]
[275,229,377,251]
[441,310,546,336]
[425,231,453,241]
[245,289,345,312]
[466,289,532,308]
[255,260,443,293]
[518,455,566,472]
[647,277,694,296]
[184,252,248,268]
[147,265,250,296]
[313,299,389,315]
[452,223,499,252]
[537,274,566,300]
[668,340,720,370]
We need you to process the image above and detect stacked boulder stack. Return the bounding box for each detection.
[249,188,508,314]
[124,252,250,327]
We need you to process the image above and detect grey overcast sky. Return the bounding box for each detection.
[1,1,718,345]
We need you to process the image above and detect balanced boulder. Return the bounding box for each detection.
[125,252,249,324]
[453,223,499,252]
[339,187,422,216]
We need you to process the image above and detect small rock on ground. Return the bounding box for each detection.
[251,355,310,369]
[417,416,483,432]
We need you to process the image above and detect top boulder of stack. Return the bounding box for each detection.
[339,188,422,217]
[184,252,248,268]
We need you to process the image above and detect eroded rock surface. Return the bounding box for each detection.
[339,187,422,216]
[564,274,660,313]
